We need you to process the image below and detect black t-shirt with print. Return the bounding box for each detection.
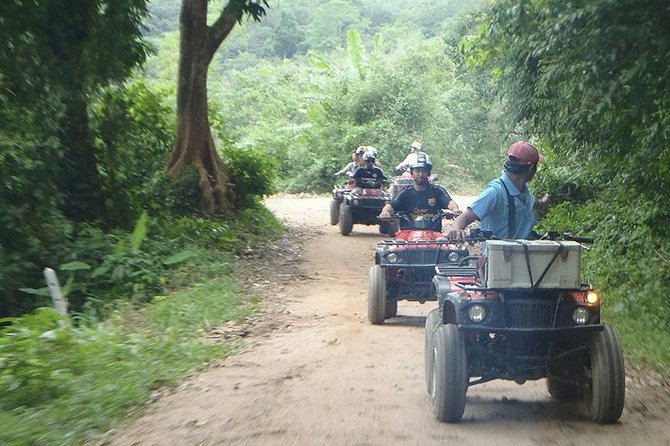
[391,185,452,231]
[352,166,387,188]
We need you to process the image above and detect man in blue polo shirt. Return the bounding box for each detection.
[447,141,549,240]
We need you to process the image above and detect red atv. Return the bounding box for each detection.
[368,210,468,323]
[425,230,625,424]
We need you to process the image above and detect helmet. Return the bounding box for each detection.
[410,141,421,151]
[368,147,378,158]
[362,151,376,162]
[355,146,366,155]
[410,153,432,171]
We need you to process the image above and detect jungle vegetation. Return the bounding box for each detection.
[0,0,668,443]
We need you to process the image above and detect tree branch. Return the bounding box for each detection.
[207,2,242,59]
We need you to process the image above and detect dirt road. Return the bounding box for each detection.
[111,195,670,446]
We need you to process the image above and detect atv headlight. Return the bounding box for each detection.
[586,291,599,305]
[386,253,399,264]
[353,199,359,206]
[447,251,461,263]
[467,304,486,323]
[572,307,589,325]
[336,192,343,198]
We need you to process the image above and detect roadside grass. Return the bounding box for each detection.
[606,312,670,374]
[0,276,253,446]
[0,203,284,446]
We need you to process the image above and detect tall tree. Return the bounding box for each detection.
[167,0,268,213]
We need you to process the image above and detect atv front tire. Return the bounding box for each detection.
[424,308,441,392]
[339,204,353,235]
[368,265,386,324]
[330,199,340,225]
[587,324,625,423]
[431,324,468,423]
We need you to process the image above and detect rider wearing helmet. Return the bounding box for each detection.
[395,141,424,173]
[380,154,460,232]
[352,150,388,188]
[359,145,382,167]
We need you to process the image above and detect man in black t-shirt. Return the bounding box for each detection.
[379,154,460,232]
[352,150,387,188]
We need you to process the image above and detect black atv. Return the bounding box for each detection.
[425,230,625,424]
[338,178,395,236]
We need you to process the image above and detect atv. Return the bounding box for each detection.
[368,210,468,324]
[338,178,394,236]
[425,230,625,424]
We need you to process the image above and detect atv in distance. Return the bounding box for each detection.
[368,210,468,324]
[425,230,625,424]
[338,178,394,236]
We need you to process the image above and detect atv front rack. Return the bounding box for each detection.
[434,264,478,277]
[377,239,462,247]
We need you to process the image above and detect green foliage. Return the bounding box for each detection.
[272,10,304,58]
[91,82,176,228]
[143,0,500,195]
[0,94,71,316]
[304,0,368,51]
[0,275,251,445]
[220,145,278,209]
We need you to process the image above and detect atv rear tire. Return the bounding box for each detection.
[339,204,353,235]
[368,265,386,324]
[424,308,441,392]
[431,324,468,423]
[587,324,625,423]
[330,199,340,225]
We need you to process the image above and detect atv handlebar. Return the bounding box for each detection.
[381,209,457,222]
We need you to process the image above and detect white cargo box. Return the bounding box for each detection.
[482,240,584,289]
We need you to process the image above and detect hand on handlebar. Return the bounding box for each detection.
[378,210,392,220]
[447,229,469,240]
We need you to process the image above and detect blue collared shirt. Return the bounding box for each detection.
[469,171,536,239]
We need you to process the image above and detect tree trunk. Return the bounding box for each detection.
[167,0,236,214]
[60,90,106,221]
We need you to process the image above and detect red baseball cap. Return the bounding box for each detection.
[507,141,545,165]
